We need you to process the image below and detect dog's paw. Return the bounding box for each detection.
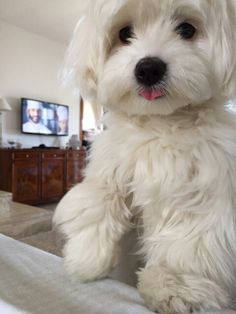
[63,234,120,282]
[137,266,229,314]
[141,294,193,314]
[138,272,194,313]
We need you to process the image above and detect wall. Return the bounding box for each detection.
[0,20,80,148]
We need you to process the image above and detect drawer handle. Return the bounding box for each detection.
[54,154,57,157]
[26,155,29,158]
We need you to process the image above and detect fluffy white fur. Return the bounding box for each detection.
[54,0,236,313]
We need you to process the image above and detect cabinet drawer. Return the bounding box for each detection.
[12,151,39,160]
[67,150,86,160]
[42,152,65,159]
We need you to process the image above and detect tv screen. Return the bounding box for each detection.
[21,98,69,136]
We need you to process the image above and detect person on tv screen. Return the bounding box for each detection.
[23,100,52,134]
[57,106,68,135]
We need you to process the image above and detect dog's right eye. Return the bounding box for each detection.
[119,26,134,44]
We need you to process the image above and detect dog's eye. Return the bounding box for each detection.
[119,26,134,44]
[176,22,196,40]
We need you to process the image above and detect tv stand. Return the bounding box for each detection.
[0,148,86,205]
[32,146,60,149]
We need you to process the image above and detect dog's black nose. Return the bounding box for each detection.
[135,57,167,86]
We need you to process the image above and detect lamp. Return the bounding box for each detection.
[0,97,12,147]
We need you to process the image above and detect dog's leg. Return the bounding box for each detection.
[54,176,132,282]
[137,265,229,314]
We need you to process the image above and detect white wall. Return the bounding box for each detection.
[0,20,80,148]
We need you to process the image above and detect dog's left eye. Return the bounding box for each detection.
[176,22,196,40]
[119,26,134,44]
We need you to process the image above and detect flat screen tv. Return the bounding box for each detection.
[21,98,69,136]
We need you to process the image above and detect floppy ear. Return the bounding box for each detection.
[61,15,103,101]
[212,0,236,98]
[61,0,128,101]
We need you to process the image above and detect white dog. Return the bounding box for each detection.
[54,0,236,313]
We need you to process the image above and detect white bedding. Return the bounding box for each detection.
[0,234,153,314]
[0,234,235,314]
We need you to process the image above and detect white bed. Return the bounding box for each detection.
[0,234,235,314]
[0,234,153,314]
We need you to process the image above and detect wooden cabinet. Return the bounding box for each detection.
[66,150,86,191]
[41,151,66,202]
[0,149,86,205]
[12,151,41,204]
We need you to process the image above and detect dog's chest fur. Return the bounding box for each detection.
[103,107,236,199]
[95,106,236,278]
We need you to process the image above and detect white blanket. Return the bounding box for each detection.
[0,234,153,314]
[0,234,235,314]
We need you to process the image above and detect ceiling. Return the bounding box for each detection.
[0,0,88,44]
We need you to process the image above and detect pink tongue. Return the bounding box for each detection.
[139,89,165,101]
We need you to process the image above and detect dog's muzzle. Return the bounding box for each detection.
[135,57,167,101]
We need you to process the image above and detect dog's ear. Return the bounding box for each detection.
[61,0,127,101]
[61,15,102,101]
[213,0,236,98]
